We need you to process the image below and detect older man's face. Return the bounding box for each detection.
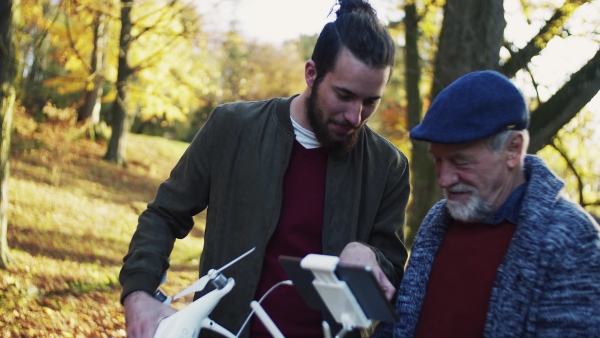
[429,140,513,222]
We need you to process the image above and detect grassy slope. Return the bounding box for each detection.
[1,110,204,337]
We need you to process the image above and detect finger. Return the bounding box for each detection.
[379,277,395,300]
[383,284,396,300]
[375,270,396,300]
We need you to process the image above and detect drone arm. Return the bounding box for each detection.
[250,301,284,338]
[201,318,237,338]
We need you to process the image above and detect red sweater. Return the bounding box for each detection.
[251,141,329,337]
[414,220,516,338]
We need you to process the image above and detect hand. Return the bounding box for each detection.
[123,290,178,338]
[339,242,396,300]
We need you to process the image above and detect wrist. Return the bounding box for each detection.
[123,290,151,307]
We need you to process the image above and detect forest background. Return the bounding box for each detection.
[0,0,599,336]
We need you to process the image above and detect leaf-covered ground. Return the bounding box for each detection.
[1,109,205,337]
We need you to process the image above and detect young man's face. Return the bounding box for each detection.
[429,140,513,222]
[306,49,390,153]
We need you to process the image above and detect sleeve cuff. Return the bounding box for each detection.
[120,272,161,305]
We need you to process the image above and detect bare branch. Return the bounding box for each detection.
[529,48,600,153]
[502,0,587,78]
[550,138,584,206]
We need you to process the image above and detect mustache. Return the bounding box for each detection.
[331,118,360,131]
[445,183,477,194]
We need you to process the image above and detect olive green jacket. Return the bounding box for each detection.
[119,96,410,336]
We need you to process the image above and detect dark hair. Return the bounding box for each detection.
[311,0,396,83]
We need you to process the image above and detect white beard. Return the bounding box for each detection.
[444,183,492,222]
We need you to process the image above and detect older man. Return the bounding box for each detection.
[374,70,600,337]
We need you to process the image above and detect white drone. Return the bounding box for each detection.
[153,248,393,338]
[153,247,283,338]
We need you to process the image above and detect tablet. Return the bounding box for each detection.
[278,255,328,311]
[278,255,398,323]
[335,263,399,323]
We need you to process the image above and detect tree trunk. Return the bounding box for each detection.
[78,13,108,127]
[404,2,438,247]
[0,0,17,269]
[406,0,505,247]
[431,0,505,97]
[105,0,133,166]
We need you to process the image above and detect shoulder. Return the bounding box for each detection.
[361,125,403,154]
[209,98,281,122]
[412,201,451,243]
[542,197,600,249]
[521,156,599,248]
[191,98,283,146]
[421,201,448,222]
[524,196,600,278]
[360,126,409,171]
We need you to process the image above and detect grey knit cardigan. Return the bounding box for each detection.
[373,155,600,337]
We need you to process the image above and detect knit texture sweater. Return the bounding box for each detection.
[373,155,600,337]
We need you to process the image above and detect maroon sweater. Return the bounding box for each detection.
[250,141,329,338]
[414,220,516,338]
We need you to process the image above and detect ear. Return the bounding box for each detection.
[305,60,317,88]
[506,133,524,169]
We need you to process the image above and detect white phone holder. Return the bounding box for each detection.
[300,254,371,337]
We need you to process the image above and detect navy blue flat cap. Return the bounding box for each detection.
[410,70,529,143]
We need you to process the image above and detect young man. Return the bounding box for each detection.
[120,1,410,337]
[373,70,600,337]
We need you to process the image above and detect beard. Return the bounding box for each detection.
[443,183,492,222]
[305,81,361,153]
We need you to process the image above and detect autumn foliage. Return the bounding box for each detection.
[1,108,203,337]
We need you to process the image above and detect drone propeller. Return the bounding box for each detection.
[173,275,211,301]
[173,247,255,300]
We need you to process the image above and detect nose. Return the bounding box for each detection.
[343,101,363,126]
[436,161,458,189]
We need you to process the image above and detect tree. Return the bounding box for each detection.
[0,0,18,268]
[76,4,111,139]
[216,28,306,103]
[8,0,113,121]
[105,0,204,165]
[15,0,64,112]
[402,1,431,246]
[402,0,600,247]
[540,108,600,210]
[104,0,133,166]
[403,0,505,245]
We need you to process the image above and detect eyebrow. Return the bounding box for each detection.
[335,86,382,101]
[450,153,471,161]
[428,149,471,162]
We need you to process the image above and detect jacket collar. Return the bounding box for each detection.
[275,95,297,134]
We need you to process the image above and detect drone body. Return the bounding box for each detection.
[152,248,256,338]
[153,278,236,338]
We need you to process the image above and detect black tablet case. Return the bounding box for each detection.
[278,255,398,323]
